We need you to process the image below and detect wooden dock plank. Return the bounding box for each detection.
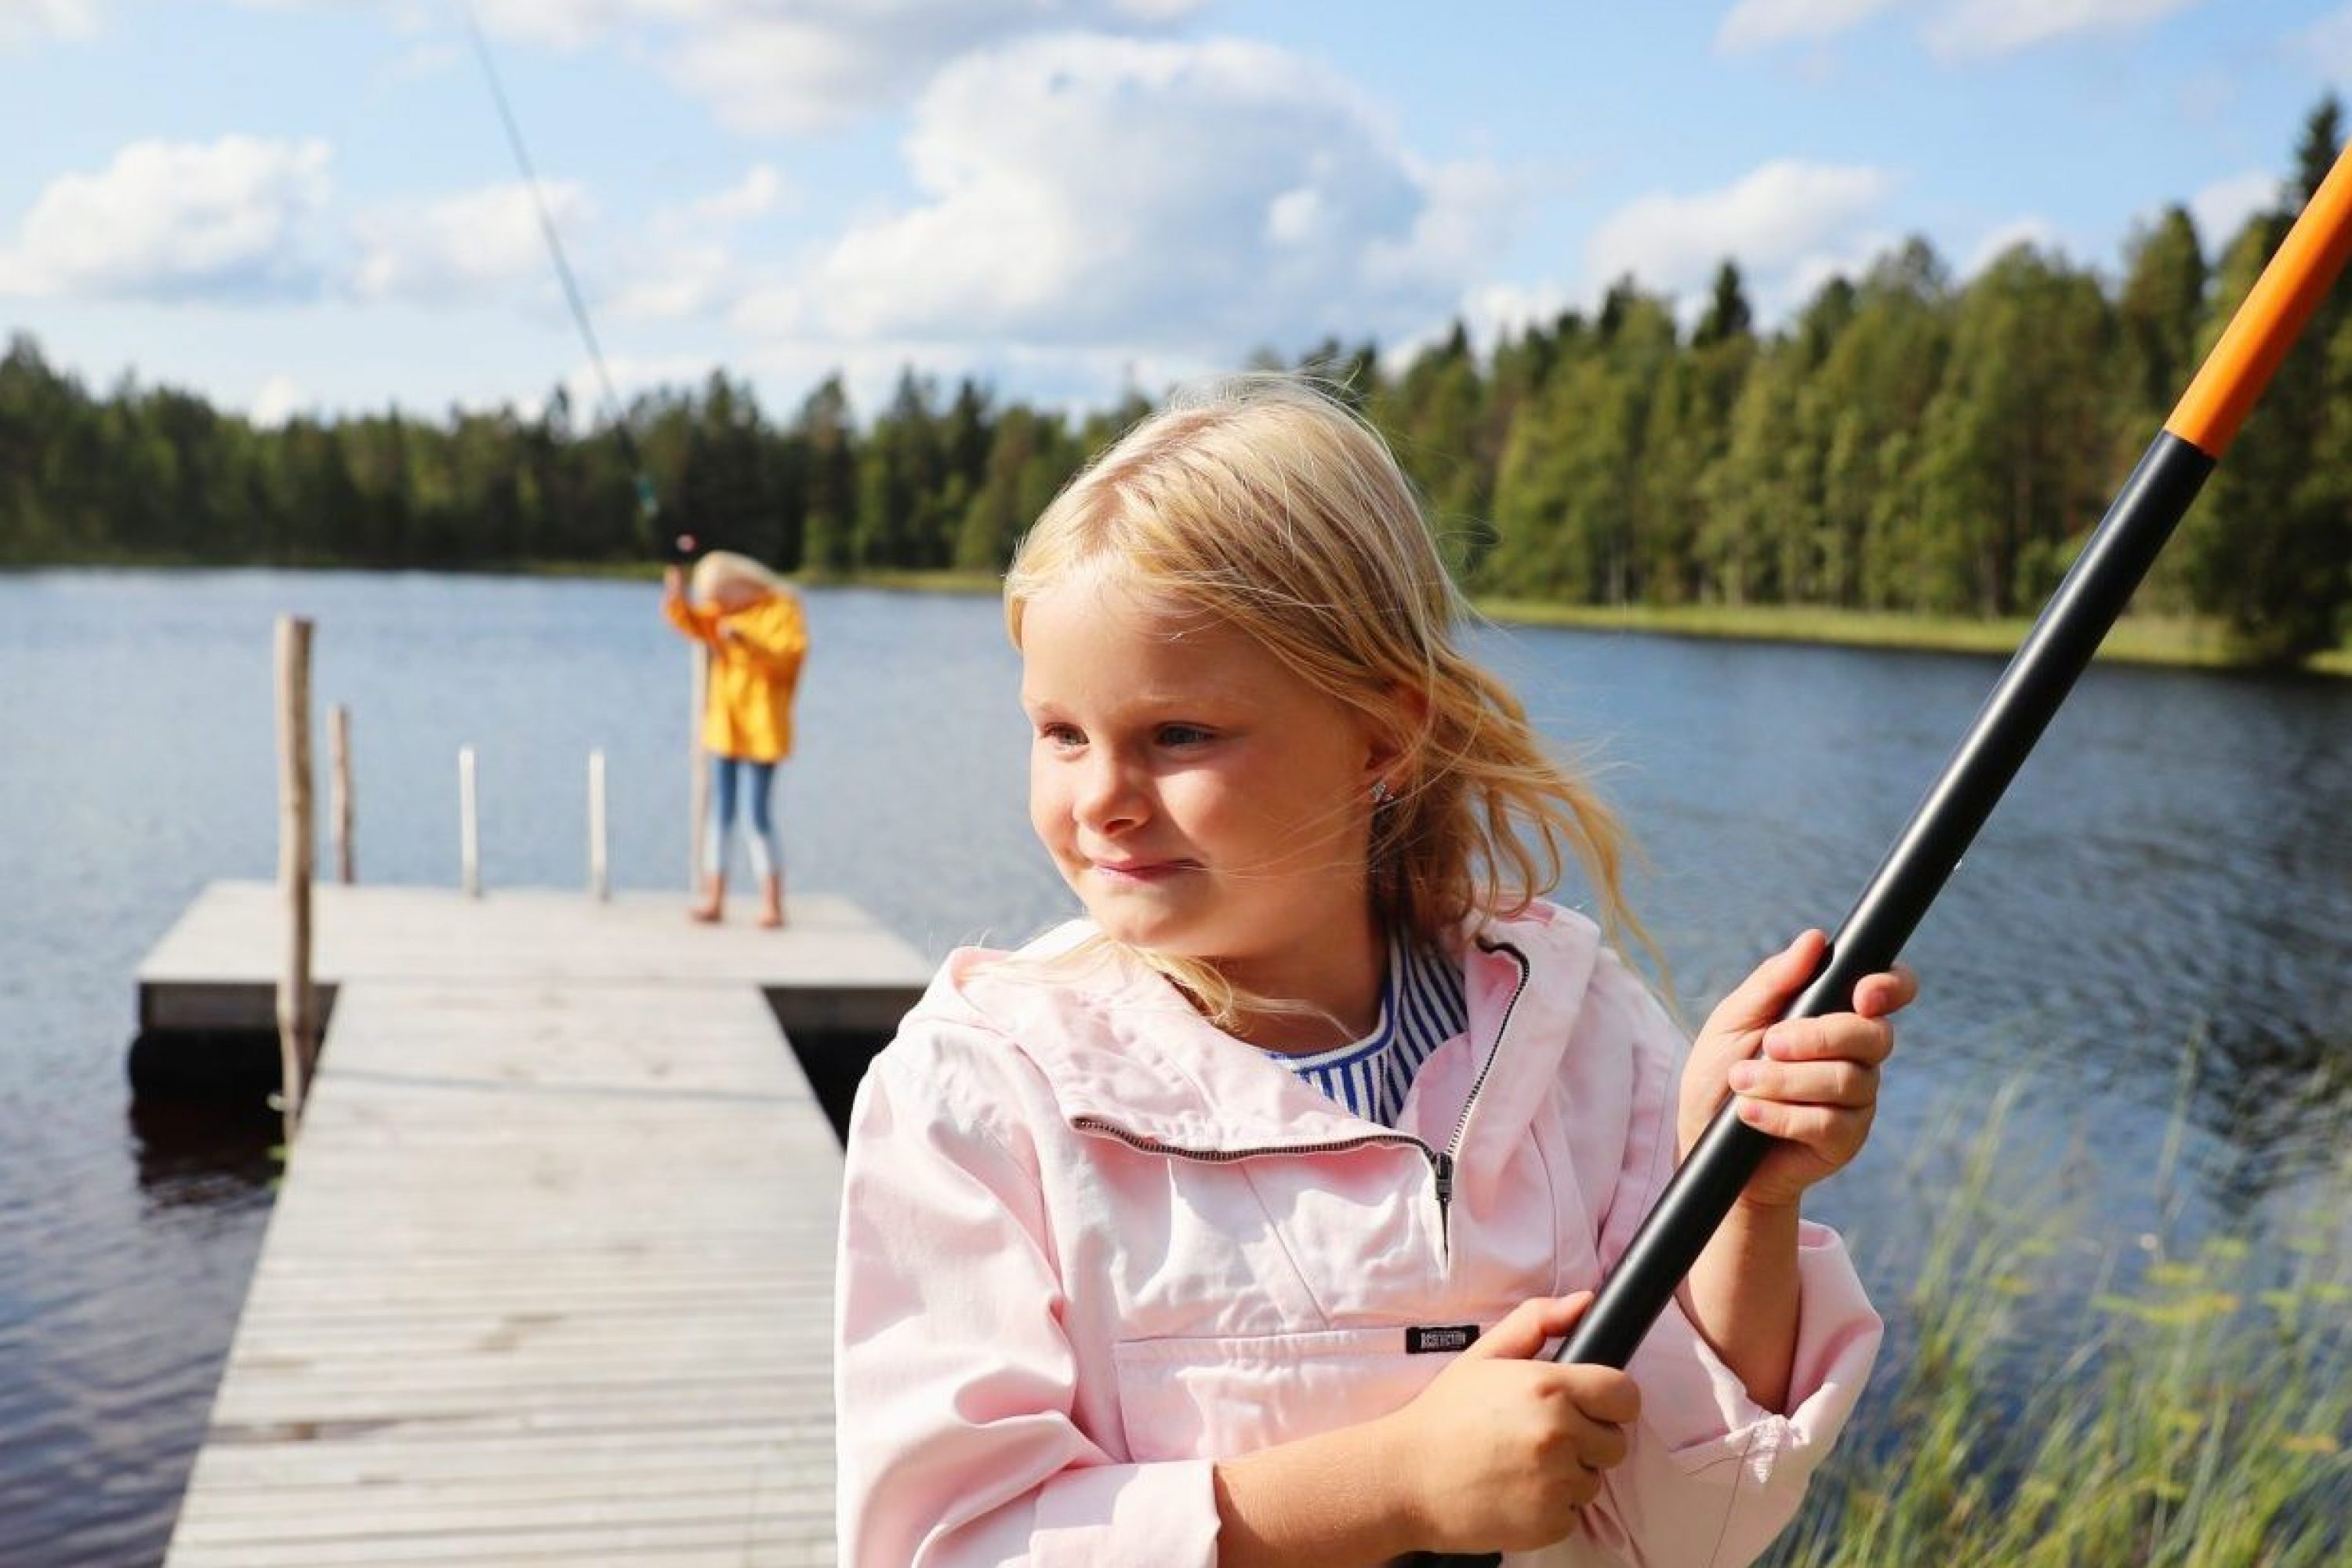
[139,881,931,1034]
[154,882,915,1566]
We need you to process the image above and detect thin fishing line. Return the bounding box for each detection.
[453,0,633,444]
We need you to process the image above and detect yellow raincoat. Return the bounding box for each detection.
[665,590,809,763]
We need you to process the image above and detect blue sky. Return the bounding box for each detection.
[2,1,2345,427]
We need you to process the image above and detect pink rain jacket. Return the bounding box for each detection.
[835,902,1881,1566]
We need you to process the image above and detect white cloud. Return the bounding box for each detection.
[1403,279,1572,363]
[1366,158,1531,296]
[0,136,333,300]
[660,13,950,135]
[1111,0,1208,19]
[760,32,1512,360]
[687,164,787,225]
[419,0,1202,132]
[249,372,308,426]
[350,180,590,306]
[1962,214,2062,276]
[448,0,621,51]
[608,241,735,321]
[1780,235,1902,310]
[555,350,725,425]
[2187,168,2281,250]
[1927,0,2201,60]
[1717,0,1900,52]
[1585,158,1896,315]
[595,167,791,323]
[0,0,98,52]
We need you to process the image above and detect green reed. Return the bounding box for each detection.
[1766,1082,2352,1568]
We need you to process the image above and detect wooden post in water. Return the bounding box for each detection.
[274,616,318,1142]
[459,746,481,898]
[328,702,354,885]
[588,749,609,902]
[688,643,710,889]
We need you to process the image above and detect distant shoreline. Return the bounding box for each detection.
[10,558,2347,676]
[805,568,2352,678]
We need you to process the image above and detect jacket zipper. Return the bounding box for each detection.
[1071,1114,1457,1249]
[1069,1116,1434,1169]
[1426,937,1531,1257]
[1069,940,1532,1265]
[1444,937,1532,1174]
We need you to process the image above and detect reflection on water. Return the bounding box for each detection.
[126,1095,281,1212]
[2,570,2347,1566]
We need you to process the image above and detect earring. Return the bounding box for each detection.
[1370,778,1394,808]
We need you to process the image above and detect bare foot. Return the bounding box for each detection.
[689,900,724,924]
[757,902,786,929]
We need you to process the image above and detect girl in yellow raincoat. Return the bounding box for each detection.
[662,550,809,927]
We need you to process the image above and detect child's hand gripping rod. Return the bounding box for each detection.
[1402,140,2352,1568]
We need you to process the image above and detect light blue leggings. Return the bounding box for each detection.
[705,755,779,879]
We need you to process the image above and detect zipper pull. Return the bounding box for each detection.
[1430,1148,1457,1260]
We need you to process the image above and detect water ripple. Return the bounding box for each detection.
[4,572,2349,1565]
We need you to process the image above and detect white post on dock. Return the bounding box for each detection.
[459,746,481,898]
[588,749,609,902]
[329,702,354,885]
[274,616,318,1142]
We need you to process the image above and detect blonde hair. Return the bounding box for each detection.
[691,549,791,603]
[1005,373,1650,1023]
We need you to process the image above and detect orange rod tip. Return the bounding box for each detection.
[2165,140,2352,459]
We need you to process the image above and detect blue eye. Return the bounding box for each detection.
[1156,724,1212,748]
[1039,723,1084,750]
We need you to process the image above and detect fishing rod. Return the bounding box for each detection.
[454,0,688,561]
[1406,137,2352,1568]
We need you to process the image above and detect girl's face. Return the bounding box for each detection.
[1020,565,1395,1031]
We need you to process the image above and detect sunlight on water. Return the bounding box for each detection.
[2,568,2346,1564]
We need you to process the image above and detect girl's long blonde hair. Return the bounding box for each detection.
[691,549,791,603]
[1004,374,1650,1021]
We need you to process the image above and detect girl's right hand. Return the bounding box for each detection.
[1383,1293,1639,1555]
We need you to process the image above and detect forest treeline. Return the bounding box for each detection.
[3,100,2345,665]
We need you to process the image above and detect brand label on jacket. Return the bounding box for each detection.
[1405,1324,1479,1355]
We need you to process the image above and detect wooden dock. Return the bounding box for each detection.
[147,882,932,1567]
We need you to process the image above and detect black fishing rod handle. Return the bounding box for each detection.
[1392,945,1873,1568]
[1552,938,1882,1369]
[1388,1117,1780,1568]
[1389,1120,1783,1568]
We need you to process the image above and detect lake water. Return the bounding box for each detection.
[3,568,2347,1565]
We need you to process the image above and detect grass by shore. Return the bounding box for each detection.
[1475,598,2352,677]
[1765,1090,2352,1567]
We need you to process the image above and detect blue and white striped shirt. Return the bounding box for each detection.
[1269,934,1468,1127]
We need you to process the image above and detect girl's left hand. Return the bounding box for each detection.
[1679,930,1914,1212]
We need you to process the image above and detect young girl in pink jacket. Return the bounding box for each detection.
[835,376,1914,1566]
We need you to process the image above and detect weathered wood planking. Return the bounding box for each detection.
[138,881,933,1036]
[152,887,935,1567]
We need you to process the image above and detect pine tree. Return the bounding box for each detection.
[1692,260,1753,350]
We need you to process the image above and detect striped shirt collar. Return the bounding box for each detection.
[1265,931,1468,1127]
